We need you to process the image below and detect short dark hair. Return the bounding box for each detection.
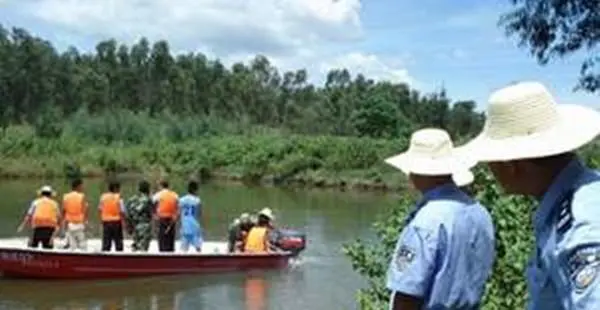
[71,178,83,190]
[108,180,121,193]
[188,180,199,193]
[159,180,169,188]
[138,180,150,194]
[257,214,270,226]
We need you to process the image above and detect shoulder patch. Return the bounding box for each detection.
[395,245,416,272]
[556,190,575,235]
[567,245,600,293]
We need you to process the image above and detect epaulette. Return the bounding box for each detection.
[556,189,575,235]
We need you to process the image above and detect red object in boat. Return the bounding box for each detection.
[0,238,296,280]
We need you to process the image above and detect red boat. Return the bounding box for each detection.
[0,230,307,280]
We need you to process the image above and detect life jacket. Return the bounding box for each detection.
[155,189,179,219]
[31,197,59,228]
[100,192,122,222]
[244,226,268,253]
[63,191,86,224]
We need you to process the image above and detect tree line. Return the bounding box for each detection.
[0,24,484,143]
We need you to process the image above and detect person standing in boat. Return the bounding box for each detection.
[125,180,154,252]
[17,185,61,249]
[244,208,275,253]
[98,180,126,252]
[178,179,203,253]
[152,179,179,252]
[61,178,89,251]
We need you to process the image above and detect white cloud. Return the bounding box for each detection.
[318,52,417,86]
[20,0,363,57]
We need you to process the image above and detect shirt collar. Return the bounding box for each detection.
[417,183,459,206]
[535,158,586,230]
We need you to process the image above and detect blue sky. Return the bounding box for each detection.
[0,0,597,110]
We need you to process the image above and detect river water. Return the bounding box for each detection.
[0,179,402,310]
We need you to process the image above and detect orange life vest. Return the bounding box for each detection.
[155,189,179,219]
[100,192,122,222]
[244,227,268,253]
[63,191,86,224]
[31,197,59,228]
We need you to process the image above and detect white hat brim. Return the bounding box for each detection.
[457,104,600,162]
[384,152,476,176]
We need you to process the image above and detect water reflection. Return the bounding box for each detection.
[0,272,280,310]
[244,275,267,310]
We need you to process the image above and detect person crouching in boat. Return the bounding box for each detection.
[178,180,203,253]
[124,180,154,252]
[152,179,179,252]
[227,213,253,253]
[244,208,275,253]
[17,185,60,249]
[61,178,89,251]
[98,180,126,252]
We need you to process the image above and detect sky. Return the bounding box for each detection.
[0,0,598,110]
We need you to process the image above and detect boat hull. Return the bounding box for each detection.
[0,238,292,280]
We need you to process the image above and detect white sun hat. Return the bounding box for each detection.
[37,185,55,196]
[258,208,275,220]
[452,170,474,187]
[458,81,600,162]
[384,128,477,181]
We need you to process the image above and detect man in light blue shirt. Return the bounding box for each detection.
[458,81,600,310]
[384,128,496,310]
[178,180,202,252]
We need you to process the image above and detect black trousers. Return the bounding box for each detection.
[102,221,123,252]
[158,218,175,252]
[29,227,54,249]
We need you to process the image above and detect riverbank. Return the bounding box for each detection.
[0,126,409,191]
[3,125,598,192]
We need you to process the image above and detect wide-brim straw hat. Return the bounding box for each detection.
[384,128,477,185]
[258,208,275,220]
[457,81,600,162]
[37,185,55,196]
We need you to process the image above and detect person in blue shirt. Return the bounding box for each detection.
[178,180,203,253]
[458,81,600,310]
[384,128,496,310]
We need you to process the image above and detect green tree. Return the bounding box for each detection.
[500,0,600,92]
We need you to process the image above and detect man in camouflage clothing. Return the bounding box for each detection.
[227,213,255,253]
[125,180,154,252]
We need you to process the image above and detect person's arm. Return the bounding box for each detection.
[51,204,61,239]
[59,196,67,232]
[17,202,35,232]
[386,221,441,310]
[82,195,89,225]
[151,192,160,221]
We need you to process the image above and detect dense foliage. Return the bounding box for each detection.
[0,24,486,182]
[500,0,600,93]
[0,24,484,141]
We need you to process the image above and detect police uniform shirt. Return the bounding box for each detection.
[386,183,496,309]
[527,158,600,310]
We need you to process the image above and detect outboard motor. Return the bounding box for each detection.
[269,228,307,256]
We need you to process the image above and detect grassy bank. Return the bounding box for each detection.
[4,122,599,191]
[0,125,410,191]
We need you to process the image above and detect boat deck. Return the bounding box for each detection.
[0,237,232,256]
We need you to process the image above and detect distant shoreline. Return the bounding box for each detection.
[0,168,407,192]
